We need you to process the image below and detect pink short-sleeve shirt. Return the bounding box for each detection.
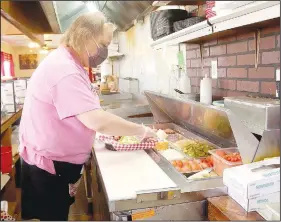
[19,46,101,174]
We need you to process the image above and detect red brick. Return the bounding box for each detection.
[261,26,280,36]
[237,81,259,92]
[277,35,280,48]
[218,56,236,67]
[203,58,215,67]
[237,54,255,66]
[186,59,191,68]
[249,37,277,51]
[218,35,236,44]
[186,50,197,59]
[196,49,200,58]
[261,82,277,95]
[191,59,202,68]
[191,86,199,93]
[227,68,247,78]
[237,32,254,40]
[203,39,218,47]
[190,77,200,86]
[260,36,276,50]
[212,79,217,88]
[227,42,248,54]
[196,48,210,58]
[203,47,210,57]
[213,88,227,97]
[186,44,200,50]
[186,68,197,77]
[210,45,226,56]
[217,68,226,78]
[262,51,280,64]
[218,79,236,90]
[248,39,255,51]
[248,67,275,79]
[197,68,210,77]
[227,90,248,97]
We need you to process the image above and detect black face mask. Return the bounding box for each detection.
[85,43,108,68]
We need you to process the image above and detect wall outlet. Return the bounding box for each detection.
[276,69,280,81]
[211,60,218,79]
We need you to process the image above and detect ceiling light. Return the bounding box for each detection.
[28,42,40,48]
[39,49,49,54]
[86,1,99,12]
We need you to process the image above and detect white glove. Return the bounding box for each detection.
[141,125,157,141]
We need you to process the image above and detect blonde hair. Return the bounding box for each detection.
[61,12,106,54]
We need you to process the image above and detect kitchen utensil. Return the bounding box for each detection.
[174,89,184,94]
[174,89,198,101]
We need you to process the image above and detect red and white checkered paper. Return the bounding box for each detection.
[98,135,157,151]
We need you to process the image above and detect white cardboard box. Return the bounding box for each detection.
[257,203,280,221]
[228,187,280,212]
[223,157,280,199]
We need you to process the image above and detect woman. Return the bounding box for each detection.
[19,12,156,221]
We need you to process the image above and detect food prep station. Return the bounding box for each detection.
[90,91,280,221]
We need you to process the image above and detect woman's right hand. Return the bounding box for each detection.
[141,125,158,140]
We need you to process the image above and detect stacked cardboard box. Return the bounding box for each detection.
[223,157,280,212]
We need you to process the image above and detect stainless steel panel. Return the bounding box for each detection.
[224,96,280,135]
[253,129,280,162]
[145,91,236,147]
[130,200,207,220]
[227,111,259,163]
[144,91,280,164]
[54,1,153,32]
[136,187,181,203]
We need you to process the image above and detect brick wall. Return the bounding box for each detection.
[186,24,280,97]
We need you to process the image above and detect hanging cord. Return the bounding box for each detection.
[101,1,107,12]
[255,29,261,70]
[200,43,205,77]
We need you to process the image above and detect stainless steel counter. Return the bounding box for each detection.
[102,97,151,119]
[90,91,279,221]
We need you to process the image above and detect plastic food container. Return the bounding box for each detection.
[159,149,185,161]
[209,148,242,176]
[170,158,203,174]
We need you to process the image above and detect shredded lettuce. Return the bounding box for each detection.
[118,136,140,144]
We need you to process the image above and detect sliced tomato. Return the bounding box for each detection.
[216,150,226,157]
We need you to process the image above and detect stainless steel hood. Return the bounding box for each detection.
[53,1,154,32]
[144,91,280,164]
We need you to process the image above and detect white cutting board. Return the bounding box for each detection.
[94,141,177,202]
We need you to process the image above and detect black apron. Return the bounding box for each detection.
[20,158,83,221]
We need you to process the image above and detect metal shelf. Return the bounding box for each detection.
[152,1,206,6]
[209,1,280,33]
[151,20,212,50]
[151,1,280,50]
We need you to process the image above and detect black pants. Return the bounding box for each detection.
[20,158,83,221]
